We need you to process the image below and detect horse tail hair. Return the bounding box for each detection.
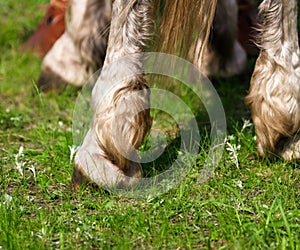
[154,0,217,61]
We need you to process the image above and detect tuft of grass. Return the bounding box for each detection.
[0,1,300,249]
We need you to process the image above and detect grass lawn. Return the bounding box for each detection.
[0,1,299,249]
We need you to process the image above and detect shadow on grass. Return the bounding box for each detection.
[140,125,212,178]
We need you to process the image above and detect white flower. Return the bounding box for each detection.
[68,145,79,164]
[14,146,24,176]
[4,193,12,205]
[28,165,36,180]
[227,135,235,141]
[10,116,21,121]
[241,119,252,131]
[225,137,240,169]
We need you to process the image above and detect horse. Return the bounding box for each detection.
[32,0,300,189]
[22,0,258,68]
[36,0,257,90]
[245,0,300,160]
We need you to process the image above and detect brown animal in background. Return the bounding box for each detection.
[37,0,112,90]
[20,0,69,57]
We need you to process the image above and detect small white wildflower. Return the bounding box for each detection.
[241,119,252,131]
[15,146,25,176]
[28,165,36,180]
[226,139,240,169]
[4,193,12,205]
[253,135,257,141]
[58,121,64,127]
[227,135,235,141]
[237,180,243,189]
[146,195,155,203]
[5,108,10,113]
[15,146,23,159]
[68,145,79,164]
[10,116,21,122]
[41,227,46,236]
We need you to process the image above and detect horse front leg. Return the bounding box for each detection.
[245,0,300,160]
[73,0,153,189]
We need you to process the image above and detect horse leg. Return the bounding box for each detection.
[73,0,153,189]
[245,0,300,160]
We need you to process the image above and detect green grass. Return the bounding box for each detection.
[0,1,300,249]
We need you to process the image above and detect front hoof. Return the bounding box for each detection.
[71,165,85,191]
[73,149,141,191]
[277,134,300,161]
